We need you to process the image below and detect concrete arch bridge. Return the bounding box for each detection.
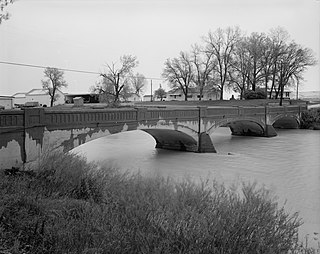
[0,104,306,169]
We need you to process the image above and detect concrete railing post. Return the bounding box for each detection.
[197,107,216,153]
[197,106,207,133]
[24,107,45,128]
[238,106,243,117]
[135,107,147,122]
[264,105,269,125]
[264,105,277,137]
[23,108,45,165]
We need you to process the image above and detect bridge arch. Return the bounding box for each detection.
[271,115,300,129]
[55,125,200,155]
[206,118,269,137]
[142,129,198,152]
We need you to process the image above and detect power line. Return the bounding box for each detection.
[0,60,166,81]
[0,61,100,75]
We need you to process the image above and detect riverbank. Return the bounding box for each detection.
[0,151,315,253]
[300,107,320,130]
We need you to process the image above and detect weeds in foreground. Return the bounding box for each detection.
[0,151,317,253]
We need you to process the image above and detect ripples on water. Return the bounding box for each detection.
[73,128,320,247]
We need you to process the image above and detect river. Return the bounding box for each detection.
[73,127,320,247]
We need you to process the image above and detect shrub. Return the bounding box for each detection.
[300,108,320,129]
[0,152,312,253]
[244,89,267,100]
[33,151,107,202]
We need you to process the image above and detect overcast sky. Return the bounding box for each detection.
[0,0,319,97]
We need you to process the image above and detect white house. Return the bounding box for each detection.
[268,90,294,100]
[12,92,27,106]
[125,93,141,102]
[0,96,13,109]
[12,89,65,107]
[143,95,153,102]
[166,87,220,101]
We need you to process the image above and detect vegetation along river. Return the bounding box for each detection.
[73,127,320,247]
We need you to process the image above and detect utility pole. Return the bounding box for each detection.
[150,79,153,102]
[296,79,299,100]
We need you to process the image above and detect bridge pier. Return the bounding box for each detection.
[198,132,216,153]
[264,124,277,137]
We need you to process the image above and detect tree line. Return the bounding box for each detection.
[41,27,316,106]
[162,26,317,104]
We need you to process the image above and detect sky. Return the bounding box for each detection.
[0,0,319,97]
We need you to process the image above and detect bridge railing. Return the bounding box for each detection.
[44,108,138,127]
[206,107,239,118]
[267,105,307,114]
[0,109,24,133]
[142,107,199,121]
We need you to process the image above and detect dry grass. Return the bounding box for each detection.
[0,151,316,253]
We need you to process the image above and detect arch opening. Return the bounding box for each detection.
[142,129,198,152]
[225,120,265,137]
[273,116,299,129]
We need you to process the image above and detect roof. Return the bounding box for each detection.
[167,87,216,95]
[27,89,49,95]
[12,92,27,98]
[65,93,97,96]
[0,95,14,99]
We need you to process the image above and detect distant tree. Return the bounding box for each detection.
[154,86,166,101]
[41,67,67,107]
[228,37,251,100]
[204,27,241,100]
[243,89,267,100]
[0,0,14,24]
[162,51,194,101]
[244,32,267,91]
[259,35,275,95]
[131,72,146,96]
[267,27,290,99]
[191,44,215,100]
[119,83,134,102]
[276,42,317,105]
[95,55,139,103]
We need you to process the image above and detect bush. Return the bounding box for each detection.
[244,89,267,100]
[300,108,320,129]
[0,151,313,253]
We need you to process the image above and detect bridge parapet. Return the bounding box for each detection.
[0,109,24,132]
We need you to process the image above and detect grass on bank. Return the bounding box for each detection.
[300,108,320,129]
[0,151,315,253]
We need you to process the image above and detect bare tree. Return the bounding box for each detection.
[162,51,194,101]
[228,37,251,99]
[0,0,14,24]
[276,42,317,105]
[131,72,146,96]
[204,27,241,100]
[42,67,67,107]
[267,27,290,99]
[154,86,166,101]
[97,55,139,103]
[259,36,275,95]
[244,32,267,91]
[191,44,215,100]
